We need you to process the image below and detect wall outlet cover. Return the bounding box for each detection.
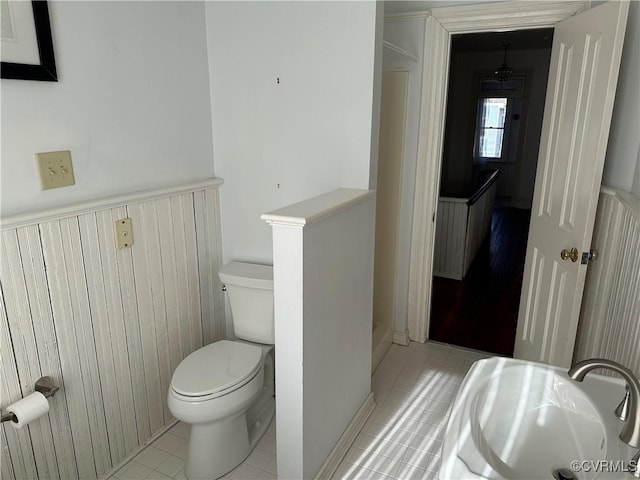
[114,218,134,249]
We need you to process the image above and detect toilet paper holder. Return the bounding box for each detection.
[1,376,59,424]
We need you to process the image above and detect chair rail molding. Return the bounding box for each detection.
[1,178,224,230]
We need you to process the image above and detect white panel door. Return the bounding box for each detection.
[514,0,629,367]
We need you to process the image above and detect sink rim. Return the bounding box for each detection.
[463,361,608,479]
[440,357,628,480]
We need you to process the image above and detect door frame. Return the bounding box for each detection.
[407,0,588,342]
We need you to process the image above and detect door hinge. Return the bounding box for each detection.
[581,250,598,265]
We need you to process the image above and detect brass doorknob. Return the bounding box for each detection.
[561,247,579,262]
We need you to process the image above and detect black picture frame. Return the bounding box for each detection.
[1,1,58,82]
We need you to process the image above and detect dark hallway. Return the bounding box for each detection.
[429,206,531,356]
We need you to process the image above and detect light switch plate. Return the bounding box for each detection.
[36,150,75,190]
[114,218,134,249]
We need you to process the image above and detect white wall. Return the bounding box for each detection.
[206,1,380,264]
[384,0,506,14]
[368,1,385,190]
[633,147,640,198]
[374,71,408,343]
[1,1,214,216]
[602,0,640,196]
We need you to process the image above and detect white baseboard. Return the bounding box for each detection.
[314,393,376,480]
[372,323,393,372]
[99,420,178,479]
[393,330,410,346]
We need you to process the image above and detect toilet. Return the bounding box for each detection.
[167,262,275,480]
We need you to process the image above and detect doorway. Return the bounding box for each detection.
[429,29,553,356]
[404,0,628,369]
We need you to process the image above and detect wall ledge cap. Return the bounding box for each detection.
[261,188,374,228]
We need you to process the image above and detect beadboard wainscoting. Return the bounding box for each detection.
[0,179,225,480]
[433,176,497,281]
[574,186,640,377]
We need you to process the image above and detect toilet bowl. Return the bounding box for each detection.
[168,341,274,479]
[167,262,275,480]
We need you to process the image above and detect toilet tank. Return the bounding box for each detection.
[219,262,274,344]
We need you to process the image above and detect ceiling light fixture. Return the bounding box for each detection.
[495,44,513,82]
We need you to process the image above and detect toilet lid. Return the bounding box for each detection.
[171,340,263,397]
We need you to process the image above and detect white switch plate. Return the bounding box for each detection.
[114,218,134,249]
[36,150,75,190]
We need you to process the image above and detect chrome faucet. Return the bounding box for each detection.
[617,385,632,421]
[568,358,640,448]
[632,450,639,478]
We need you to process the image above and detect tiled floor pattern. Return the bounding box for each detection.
[112,342,489,479]
[111,421,277,480]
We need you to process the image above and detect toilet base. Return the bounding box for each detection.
[246,378,275,447]
[186,413,249,480]
[185,398,275,480]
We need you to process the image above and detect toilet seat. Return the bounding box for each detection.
[171,340,263,400]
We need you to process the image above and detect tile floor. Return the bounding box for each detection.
[112,342,489,480]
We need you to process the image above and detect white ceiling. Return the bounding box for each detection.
[383,0,503,15]
[383,1,554,53]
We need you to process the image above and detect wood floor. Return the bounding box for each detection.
[429,206,531,356]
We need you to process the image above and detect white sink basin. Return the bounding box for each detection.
[440,357,635,480]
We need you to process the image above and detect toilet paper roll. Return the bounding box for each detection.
[7,392,49,429]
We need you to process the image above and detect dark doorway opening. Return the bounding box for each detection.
[428,28,553,356]
[430,207,531,356]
